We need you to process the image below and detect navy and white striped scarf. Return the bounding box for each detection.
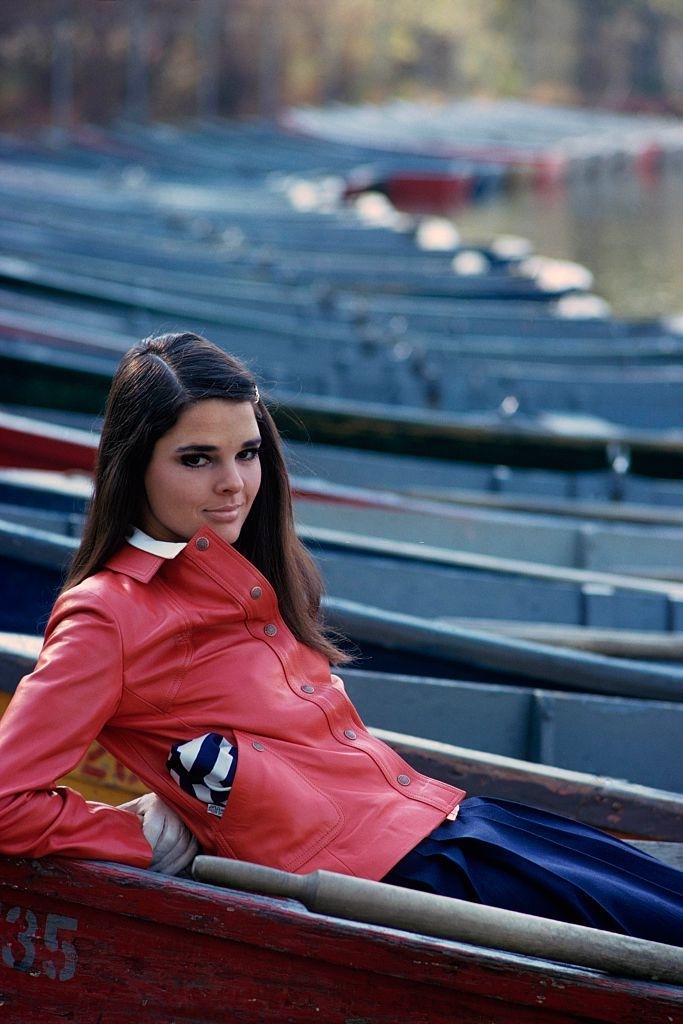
[167,733,238,818]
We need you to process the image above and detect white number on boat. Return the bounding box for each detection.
[2,906,36,973]
[43,914,78,981]
[0,903,78,981]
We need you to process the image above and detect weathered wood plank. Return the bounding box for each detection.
[371,729,683,842]
[0,857,679,1024]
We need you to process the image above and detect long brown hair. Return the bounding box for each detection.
[64,332,348,664]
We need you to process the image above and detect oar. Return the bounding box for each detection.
[437,619,683,658]
[192,856,683,986]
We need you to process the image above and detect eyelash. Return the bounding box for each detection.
[180,450,260,468]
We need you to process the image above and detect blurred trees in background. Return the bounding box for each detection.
[1,0,683,132]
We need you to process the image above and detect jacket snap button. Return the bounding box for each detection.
[301,684,315,694]
[397,774,411,786]
[252,741,265,751]
[250,586,262,599]
[344,729,357,740]
[195,537,209,551]
[264,623,278,637]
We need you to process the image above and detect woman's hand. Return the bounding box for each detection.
[119,793,198,875]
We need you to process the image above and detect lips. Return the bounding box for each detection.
[205,505,243,513]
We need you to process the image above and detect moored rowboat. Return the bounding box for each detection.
[0,853,680,1023]
[6,337,683,472]
[6,512,683,695]
[6,405,683,517]
[6,454,683,642]
[4,455,683,583]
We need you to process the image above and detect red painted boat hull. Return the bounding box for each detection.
[345,170,475,214]
[384,171,475,214]
[0,857,680,1023]
[0,411,97,472]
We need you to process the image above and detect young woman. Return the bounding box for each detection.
[0,331,681,945]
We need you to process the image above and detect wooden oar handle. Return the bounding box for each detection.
[192,856,683,986]
[193,856,309,902]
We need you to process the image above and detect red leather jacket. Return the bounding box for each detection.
[0,527,464,878]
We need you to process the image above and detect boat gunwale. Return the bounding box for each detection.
[0,854,681,1015]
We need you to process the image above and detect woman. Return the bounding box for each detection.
[0,331,681,944]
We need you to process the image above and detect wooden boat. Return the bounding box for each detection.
[0,147,666,356]
[0,242,623,347]
[0,178,527,260]
[7,497,683,712]
[2,162,683,435]
[7,463,683,663]
[0,248,632,391]
[6,331,683,474]
[6,490,683,640]
[290,439,683,516]
[0,189,539,295]
[0,134,673,349]
[285,96,683,178]
[0,204,580,303]
[4,449,683,583]
[1,133,682,1019]
[0,410,97,472]
[1,266,681,401]
[328,287,677,340]
[8,488,683,658]
[9,487,683,655]
[0,203,544,280]
[344,163,493,212]
[0,852,680,1024]
[294,488,683,579]
[2,296,680,401]
[5,286,683,431]
[0,198,661,344]
[6,410,683,657]
[0,257,632,350]
[6,404,683,516]
[2,246,683,372]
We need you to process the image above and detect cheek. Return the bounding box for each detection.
[147,467,202,510]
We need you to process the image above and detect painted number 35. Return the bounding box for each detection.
[0,902,78,981]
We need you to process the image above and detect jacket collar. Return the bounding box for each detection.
[104,543,167,583]
[103,525,272,593]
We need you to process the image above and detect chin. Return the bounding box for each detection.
[210,523,243,545]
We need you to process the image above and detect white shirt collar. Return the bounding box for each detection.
[127,527,187,560]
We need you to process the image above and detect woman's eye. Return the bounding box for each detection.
[181,454,211,468]
[238,448,260,461]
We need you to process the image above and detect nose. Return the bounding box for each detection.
[214,460,245,495]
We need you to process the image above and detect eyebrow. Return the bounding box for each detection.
[175,438,262,453]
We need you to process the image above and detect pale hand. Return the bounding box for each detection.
[120,792,199,875]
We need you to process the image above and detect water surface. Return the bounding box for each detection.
[453,172,683,320]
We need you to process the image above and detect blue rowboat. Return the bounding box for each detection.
[3,513,683,704]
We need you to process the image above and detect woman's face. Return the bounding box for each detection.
[140,399,262,545]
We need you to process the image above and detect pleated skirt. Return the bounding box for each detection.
[382,797,683,945]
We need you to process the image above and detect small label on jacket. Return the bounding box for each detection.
[207,803,225,818]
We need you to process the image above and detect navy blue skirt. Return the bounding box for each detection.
[382,798,683,945]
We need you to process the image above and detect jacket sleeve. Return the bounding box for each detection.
[0,589,153,867]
